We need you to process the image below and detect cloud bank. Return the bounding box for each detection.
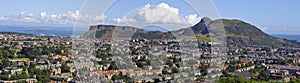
[0,3,202,28]
[113,3,202,26]
[0,10,106,25]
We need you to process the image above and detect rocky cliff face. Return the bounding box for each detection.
[84,25,174,39]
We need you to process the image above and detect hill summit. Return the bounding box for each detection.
[84,17,299,47]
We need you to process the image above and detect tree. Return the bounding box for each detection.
[0,71,9,80]
[3,50,12,58]
[61,63,71,73]
[218,77,245,83]
[108,62,118,70]
[20,47,43,60]
[1,59,10,67]
[19,71,28,79]
[111,74,120,81]
[258,72,269,81]
[10,75,18,80]
[172,67,179,73]
[0,50,4,59]
[35,69,51,83]
[7,71,28,80]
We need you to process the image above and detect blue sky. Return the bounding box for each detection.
[214,0,300,35]
[0,0,84,16]
[0,0,299,34]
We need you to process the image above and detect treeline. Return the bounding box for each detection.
[28,65,51,83]
[19,45,68,60]
[218,75,300,83]
[0,71,28,81]
[131,32,176,39]
[0,32,34,36]
[0,47,15,59]
[0,44,68,60]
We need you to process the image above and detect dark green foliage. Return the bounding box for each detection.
[61,63,71,73]
[0,71,9,80]
[111,73,131,82]
[29,67,51,83]
[0,48,14,59]
[290,78,300,83]
[218,77,244,83]
[111,74,120,81]
[135,61,148,69]
[218,76,270,83]
[108,61,118,70]
[198,62,209,76]
[0,71,28,81]
[1,59,11,67]
[20,47,42,60]
[9,71,28,80]
[171,67,179,73]
[95,44,111,59]
[18,45,68,60]
[258,71,269,81]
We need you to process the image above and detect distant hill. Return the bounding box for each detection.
[272,34,300,42]
[0,32,35,36]
[84,25,175,39]
[84,18,299,47]
[174,17,299,47]
[0,25,73,36]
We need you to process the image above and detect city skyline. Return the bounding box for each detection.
[0,0,299,34]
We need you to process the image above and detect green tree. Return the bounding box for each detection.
[0,50,4,59]
[61,63,71,73]
[111,74,120,81]
[172,67,179,73]
[19,71,28,79]
[1,59,10,67]
[3,50,12,58]
[0,71,9,80]
[108,62,118,70]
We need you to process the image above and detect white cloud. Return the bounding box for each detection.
[114,3,183,24]
[156,3,179,15]
[0,10,107,25]
[40,10,107,25]
[40,12,47,19]
[185,14,201,25]
[113,17,137,24]
[1,4,203,27]
[139,3,182,24]
[18,17,40,23]
[18,11,34,17]
[114,3,201,26]
[0,16,8,21]
[28,13,34,17]
[14,11,39,23]
[0,11,40,23]
[93,14,107,21]
[20,11,26,16]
